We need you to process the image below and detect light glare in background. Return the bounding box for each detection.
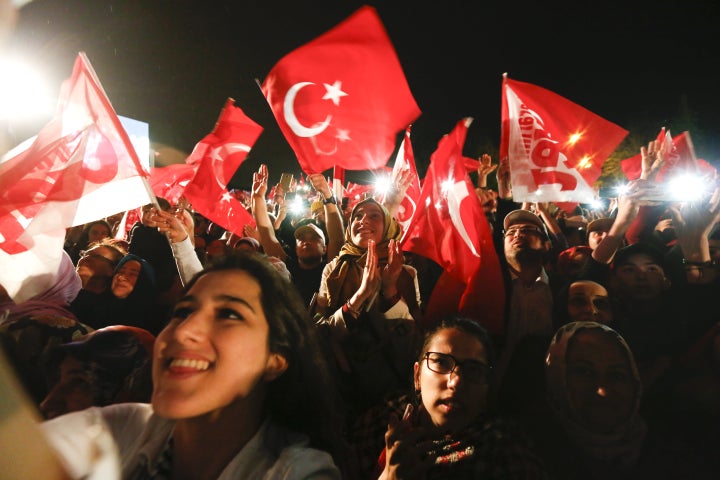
[0,56,54,122]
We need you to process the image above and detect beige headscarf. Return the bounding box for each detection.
[325,198,408,312]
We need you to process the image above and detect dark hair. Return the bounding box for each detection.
[182,251,345,463]
[418,316,496,368]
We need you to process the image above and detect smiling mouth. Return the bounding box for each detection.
[167,358,211,371]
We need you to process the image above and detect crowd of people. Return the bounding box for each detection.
[1,142,720,479]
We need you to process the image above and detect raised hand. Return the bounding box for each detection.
[379,403,435,480]
[252,164,269,199]
[381,238,403,298]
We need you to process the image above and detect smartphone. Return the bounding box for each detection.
[279,173,294,193]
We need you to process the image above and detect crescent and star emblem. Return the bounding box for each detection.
[210,143,251,191]
[283,81,348,147]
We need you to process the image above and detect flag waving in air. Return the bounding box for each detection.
[402,118,485,284]
[182,98,263,238]
[387,126,420,242]
[402,118,504,332]
[261,5,420,174]
[621,128,699,181]
[0,52,154,302]
[501,74,628,203]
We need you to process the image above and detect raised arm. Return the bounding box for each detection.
[307,173,344,261]
[250,164,287,260]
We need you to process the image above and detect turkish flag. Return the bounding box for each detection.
[621,128,700,182]
[403,118,504,332]
[0,52,153,301]
[261,5,420,174]
[402,118,485,283]
[149,163,197,205]
[501,74,628,203]
[182,98,263,238]
[386,126,421,242]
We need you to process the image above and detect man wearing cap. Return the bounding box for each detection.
[251,164,344,308]
[586,217,615,251]
[496,209,556,377]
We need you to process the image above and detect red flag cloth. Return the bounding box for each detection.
[0,52,152,255]
[403,118,505,333]
[621,129,699,182]
[0,52,153,302]
[182,98,263,238]
[387,126,421,242]
[149,163,197,205]
[462,156,480,172]
[501,74,628,203]
[261,5,420,174]
[402,118,485,283]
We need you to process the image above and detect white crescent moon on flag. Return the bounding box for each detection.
[447,180,480,257]
[284,82,332,137]
[210,143,251,190]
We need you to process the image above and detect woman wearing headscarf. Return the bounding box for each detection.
[82,254,161,334]
[313,197,423,444]
[540,321,716,479]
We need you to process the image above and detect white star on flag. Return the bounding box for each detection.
[322,80,348,106]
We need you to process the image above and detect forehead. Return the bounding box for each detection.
[353,203,383,218]
[118,260,142,271]
[426,327,487,360]
[566,330,629,366]
[191,270,261,297]
[569,281,607,297]
[615,253,662,269]
[296,231,322,242]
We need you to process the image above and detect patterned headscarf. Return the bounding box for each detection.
[545,321,646,470]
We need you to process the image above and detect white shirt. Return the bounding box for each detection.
[41,403,340,480]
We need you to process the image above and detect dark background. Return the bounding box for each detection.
[5,0,720,188]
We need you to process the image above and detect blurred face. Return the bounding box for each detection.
[350,202,385,248]
[152,270,286,420]
[503,222,548,265]
[567,280,613,325]
[111,260,142,299]
[76,246,120,291]
[611,253,668,301]
[565,330,637,433]
[88,223,111,243]
[587,230,608,250]
[295,231,326,262]
[414,327,489,433]
[39,356,94,420]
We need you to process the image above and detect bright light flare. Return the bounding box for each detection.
[576,155,592,170]
[666,173,712,202]
[0,57,54,121]
[568,132,582,145]
[373,175,392,196]
[289,195,306,215]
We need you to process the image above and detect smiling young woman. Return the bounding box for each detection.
[41,251,345,479]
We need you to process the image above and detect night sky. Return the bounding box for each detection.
[5,0,720,188]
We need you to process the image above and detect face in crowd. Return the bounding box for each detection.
[566,280,613,325]
[151,258,288,421]
[414,321,492,433]
[349,201,386,248]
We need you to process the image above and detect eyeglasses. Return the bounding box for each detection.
[503,226,544,238]
[424,352,491,383]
